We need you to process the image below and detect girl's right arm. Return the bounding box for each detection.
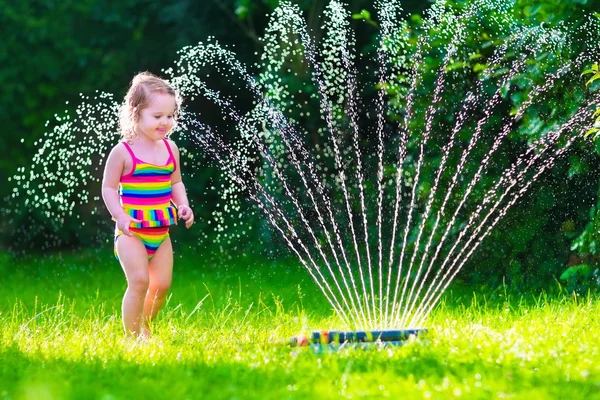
[102,144,140,235]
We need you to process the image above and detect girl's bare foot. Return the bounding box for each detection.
[141,324,153,339]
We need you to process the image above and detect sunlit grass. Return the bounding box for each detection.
[1,250,599,399]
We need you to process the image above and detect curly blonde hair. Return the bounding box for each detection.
[118,72,183,142]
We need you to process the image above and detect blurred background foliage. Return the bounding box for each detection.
[1,0,599,293]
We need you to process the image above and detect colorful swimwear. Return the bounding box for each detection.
[120,139,177,228]
[114,139,177,260]
[114,226,170,260]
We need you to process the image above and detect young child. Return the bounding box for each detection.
[102,72,194,338]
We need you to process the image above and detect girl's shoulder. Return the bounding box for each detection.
[166,139,179,153]
[107,141,131,160]
[111,141,128,153]
[104,142,132,177]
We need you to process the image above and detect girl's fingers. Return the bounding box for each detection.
[186,217,194,228]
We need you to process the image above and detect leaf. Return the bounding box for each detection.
[584,127,599,139]
[447,61,467,71]
[560,264,592,281]
[410,14,423,24]
[473,63,488,73]
[582,69,596,76]
[352,10,371,20]
[586,74,600,86]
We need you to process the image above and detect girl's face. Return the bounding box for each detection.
[135,92,176,141]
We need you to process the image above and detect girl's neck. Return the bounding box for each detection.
[133,133,163,147]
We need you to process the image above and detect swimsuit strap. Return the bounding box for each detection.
[122,141,136,161]
[163,139,177,171]
[122,141,137,173]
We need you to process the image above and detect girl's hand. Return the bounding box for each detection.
[116,213,142,236]
[178,205,194,229]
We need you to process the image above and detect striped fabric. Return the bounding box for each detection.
[119,140,177,228]
[115,226,170,259]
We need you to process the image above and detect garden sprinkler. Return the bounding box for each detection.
[289,328,428,350]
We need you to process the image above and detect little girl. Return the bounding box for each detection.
[102,72,194,338]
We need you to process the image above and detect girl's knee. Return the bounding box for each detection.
[149,280,171,297]
[127,274,150,294]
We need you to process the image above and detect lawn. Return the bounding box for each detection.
[0,249,599,399]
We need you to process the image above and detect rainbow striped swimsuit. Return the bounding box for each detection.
[114,139,177,260]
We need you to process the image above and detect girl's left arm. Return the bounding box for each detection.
[170,140,194,228]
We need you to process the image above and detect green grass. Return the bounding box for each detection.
[1,250,599,399]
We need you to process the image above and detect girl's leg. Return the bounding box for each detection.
[142,236,173,332]
[115,235,149,337]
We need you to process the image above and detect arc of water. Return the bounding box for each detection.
[266,108,367,327]
[284,2,375,326]
[339,46,377,328]
[397,88,479,326]
[191,39,370,329]
[322,1,377,327]
[389,43,457,326]
[411,104,596,326]
[254,6,370,328]
[256,110,362,327]
[257,181,354,326]
[375,53,386,328]
[395,41,540,327]
[20,95,119,221]
[393,2,540,327]
[374,0,405,327]
[174,37,369,327]
[185,82,356,325]
[384,35,424,326]
[397,41,535,327]
[189,121,352,326]
[388,0,495,326]
[410,101,595,326]
[404,61,571,327]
